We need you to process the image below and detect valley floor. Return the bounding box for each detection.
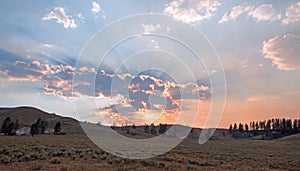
[0,134,300,170]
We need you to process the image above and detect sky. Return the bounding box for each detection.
[0,0,300,128]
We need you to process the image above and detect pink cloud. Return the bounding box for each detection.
[262,34,300,70]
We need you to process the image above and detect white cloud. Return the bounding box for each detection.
[91,2,106,19]
[262,34,300,71]
[42,43,55,48]
[42,7,77,29]
[150,39,160,49]
[164,0,221,24]
[249,4,281,22]
[141,24,161,34]
[77,13,85,23]
[219,3,254,23]
[91,2,101,13]
[220,3,281,23]
[282,2,300,25]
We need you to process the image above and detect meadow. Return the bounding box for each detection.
[1,132,299,170]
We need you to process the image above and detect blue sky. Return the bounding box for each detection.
[0,0,300,128]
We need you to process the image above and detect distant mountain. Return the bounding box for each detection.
[0,106,84,134]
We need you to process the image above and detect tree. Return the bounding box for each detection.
[285,119,293,134]
[255,121,259,131]
[266,119,271,131]
[271,119,275,130]
[275,119,280,130]
[132,124,136,129]
[30,123,38,136]
[1,117,11,135]
[14,119,19,131]
[150,123,156,135]
[229,124,233,134]
[40,119,48,134]
[250,121,255,131]
[35,118,42,134]
[293,119,298,133]
[30,118,47,135]
[233,123,237,132]
[245,123,249,132]
[259,121,266,131]
[159,123,167,134]
[9,122,15,135]
[238,123,243,132]
[54,122,62,134]
[281,118,287,132]
[144,124,149,133]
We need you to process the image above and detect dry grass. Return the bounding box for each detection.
[0,133,299,170]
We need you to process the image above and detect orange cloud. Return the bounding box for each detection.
[8,74,43,82]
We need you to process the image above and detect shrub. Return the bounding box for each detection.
[50,157,62,164]
[0,156,11,164]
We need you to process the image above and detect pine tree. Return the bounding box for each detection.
[233,123,237,132]
[35,118,42,134]
[159,123,167,134]
[54,122,62,134]
[293,119,298,133]
[266,119,271,131]
[14,119,19,130]
[238,123,243,132]
[286,119,292,134]
[144,123,149,133]
[282,118,287,132]
[229,124,233,134]
[1,117,11,135]
[245,123,249,132]
[150,123,156,135]
[30,123,38,136]
[40,119,48,134]
[255,122,259,131]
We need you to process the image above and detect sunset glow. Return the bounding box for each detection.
[0,0,300,128]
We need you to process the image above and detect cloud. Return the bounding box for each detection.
[0,69,9,76]
[44,76,73,98]
[141,24,161,34]
[164,0,221,24]
[150,39,160,49]
[42,43,55,48]
[248,4,281,22]
[219,3,254,23]
[0,59,211,124]
[42,7,77,29]
[247,92,296,102]
[262,34,300,71]
[77,13,85,23]
[219,3,281,23]
[0,60,77,98]
[79,66,97,74]
[282,2,300,25]
[91,2,106,19]
[91,2,101,13]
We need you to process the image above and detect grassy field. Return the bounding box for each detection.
[0,133,299,170]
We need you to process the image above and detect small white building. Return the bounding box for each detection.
[16,127,31,135]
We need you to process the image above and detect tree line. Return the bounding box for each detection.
[143,123,168,135]
[229,118,300,138]
[0,117,63,136]
[113,123,168,136]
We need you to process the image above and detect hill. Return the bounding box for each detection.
[0,106,232,139]
[276,133,300,141]
[0,106,84,134]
